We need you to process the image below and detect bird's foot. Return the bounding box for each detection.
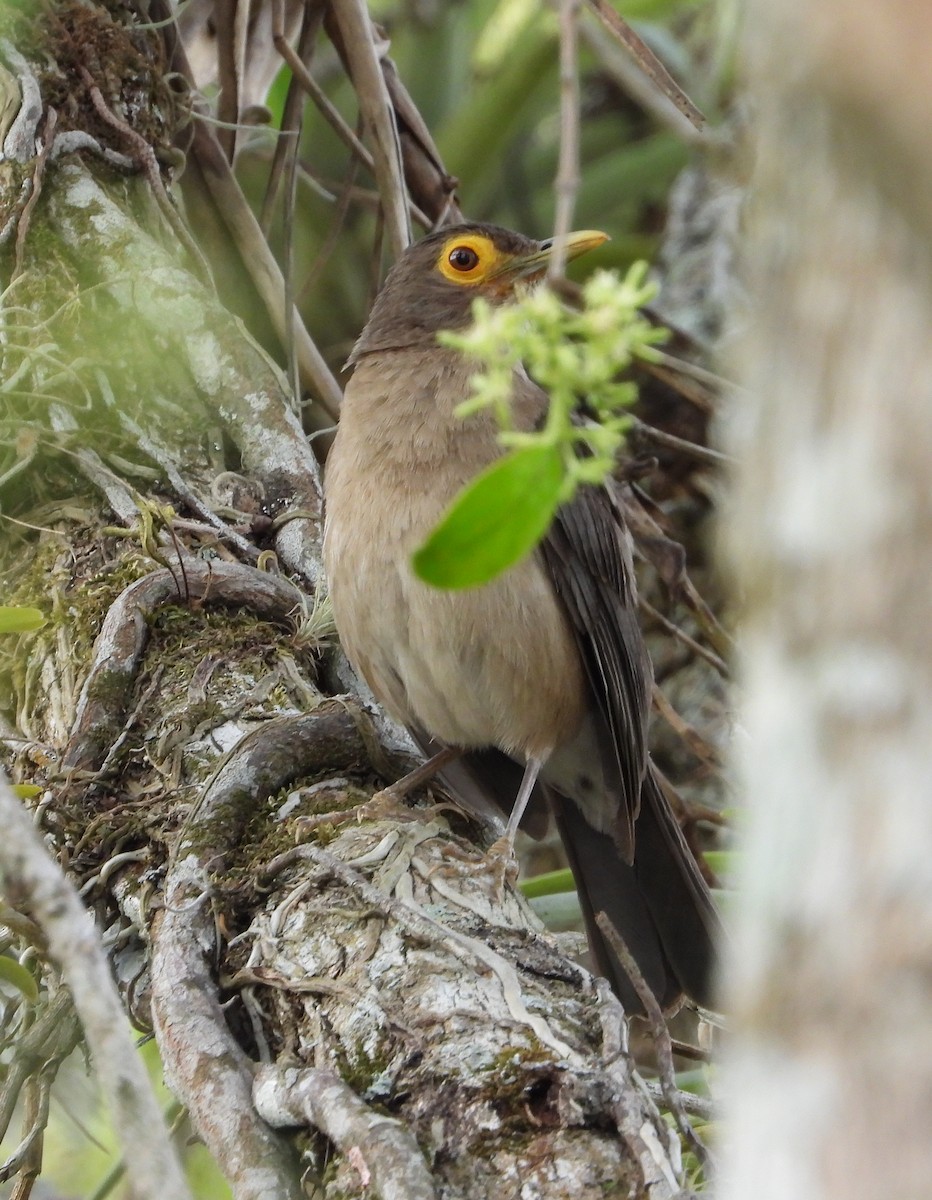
[484,834,520,895]
[296,747,459,833]
[294,786,464,843]
[372,746,460,805]
[365,783,428,820]
[294,787,418,840]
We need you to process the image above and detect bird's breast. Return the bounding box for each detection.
[323,352,586,759]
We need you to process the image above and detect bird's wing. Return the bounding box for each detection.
[539,480,653,857]
[541,484,724,1007]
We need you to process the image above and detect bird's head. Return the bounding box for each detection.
[348,222,608,363]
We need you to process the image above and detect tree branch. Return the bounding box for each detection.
[255,1065,437,1200]
[0,773,191,1200]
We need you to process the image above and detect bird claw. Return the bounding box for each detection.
[294,786,420,841]
[484,834,520,894]
[367,784,423,818]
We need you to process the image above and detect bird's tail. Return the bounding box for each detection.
[549,764,721,1013]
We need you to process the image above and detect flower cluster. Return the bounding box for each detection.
[439,263,665,492]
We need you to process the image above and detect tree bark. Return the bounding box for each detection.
[720,4,932,1198]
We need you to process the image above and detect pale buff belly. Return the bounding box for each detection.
[324,518,586,762]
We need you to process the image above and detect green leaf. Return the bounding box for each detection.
[519,867,576,898]
[703,849,739,877]
[12,784,41,799]
[437,25,555,212]
[0,954,39,1003]
[412,445,564,589]
[264,63,292,130]
[0,606,45,633]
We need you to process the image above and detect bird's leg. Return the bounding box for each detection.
[505,756,544,849]
[370,745,461,809]
[486,756,545,882]
[296,747,461,836]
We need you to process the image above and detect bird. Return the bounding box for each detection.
[323,222,721,1013]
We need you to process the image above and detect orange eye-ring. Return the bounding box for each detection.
[436,233,501,284]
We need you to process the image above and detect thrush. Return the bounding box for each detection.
[323,222,721,1013]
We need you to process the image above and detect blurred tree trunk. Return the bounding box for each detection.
[720,3,932,1198]
[0,5,691,1198]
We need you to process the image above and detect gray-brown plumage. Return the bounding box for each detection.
[323,222,720,1012]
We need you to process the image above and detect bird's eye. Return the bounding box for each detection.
[436,233,497,284]
[448,245,480,272]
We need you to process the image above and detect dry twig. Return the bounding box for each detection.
[595,911,711,1173]
[640,598,729,678]
[585,0,706,131]
[652,683,723,771]
[327,0,411,260]
[550,0,582,278]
